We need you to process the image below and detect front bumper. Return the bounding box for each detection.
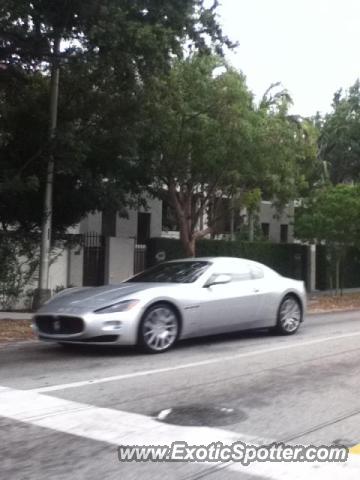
[33,310,141,346]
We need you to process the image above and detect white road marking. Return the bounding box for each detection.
[33,330,360,393]
[1,386,360,480]
[0,386,266,448]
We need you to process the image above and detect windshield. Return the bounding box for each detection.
[127,261,211,283]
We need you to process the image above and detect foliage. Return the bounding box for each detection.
[295,184,360,245]
[142,54,259,255]
[319,80,360,184]
[242,188,261,241]
[0,234,39,309]
[234,222,266,242]
[142,60,319,256]
[0,1,232,73]
[242,188,262,214]
[0,1,231,233]
[0,232,81,309]
[314,244,360,291]
[0,67,147,232]
[255,85,321,206]
[295,184,360,292]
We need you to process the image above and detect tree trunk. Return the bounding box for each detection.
[248,212,254,242]
[230,197,235,241]
[168,183,196,258]
[181,235,196,257]
[168,183,214,258]
[335,256,340,296]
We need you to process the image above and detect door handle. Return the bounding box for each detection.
[253,288,260,293]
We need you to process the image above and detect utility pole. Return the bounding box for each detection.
[33,36,61,309]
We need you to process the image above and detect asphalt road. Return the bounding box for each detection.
[1,311,360,480]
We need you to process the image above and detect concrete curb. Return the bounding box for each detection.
[0,312,32,320]
[0,339,38,348]
[307,307,360,315]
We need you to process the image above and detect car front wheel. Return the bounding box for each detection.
[139,303,179,353]
[276,295,302,335]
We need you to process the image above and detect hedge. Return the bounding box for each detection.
[147,238,309,286]
[316,244,360,290]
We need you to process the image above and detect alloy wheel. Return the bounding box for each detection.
[278,296,302,334]
[141,305,179,352]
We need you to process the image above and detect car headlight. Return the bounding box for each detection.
[94,300,139,314]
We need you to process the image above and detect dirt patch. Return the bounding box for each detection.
[0,320,35,343]
[308,292,360,314]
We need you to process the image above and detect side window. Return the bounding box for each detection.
[205,273,234,285]
[231,271,252,282]
[212,262,252,282]
[250,265,264,280]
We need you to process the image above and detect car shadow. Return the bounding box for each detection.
[176,328,273,350]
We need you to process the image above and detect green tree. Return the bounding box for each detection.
[0,1,231,71]
[256,84,321,207]
[141,59,320,256]
[236,84,320,241]
[141,55,257,256]
[319,80,360,184]
[0,67,148,233]
[1,0,234,230]
[0,1,231,232]
[295,184,360,292]
[1,0,232,301]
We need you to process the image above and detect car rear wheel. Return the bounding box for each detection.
[139,303,179,353]
[276,295,302,335]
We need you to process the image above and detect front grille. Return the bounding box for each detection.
[35,316,84,335]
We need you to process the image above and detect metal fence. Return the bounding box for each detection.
[134,244,147,275]
[82,232,105,286]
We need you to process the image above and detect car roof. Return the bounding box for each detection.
[166,257,225,262]
[166,257,276,273]
[167,257,257,265]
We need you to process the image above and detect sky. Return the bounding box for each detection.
[216,0,360,117]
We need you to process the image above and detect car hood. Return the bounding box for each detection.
[36,283,165,314]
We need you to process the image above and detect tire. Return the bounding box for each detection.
[275,295,302,335]
[139,303,180,353]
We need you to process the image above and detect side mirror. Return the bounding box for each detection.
[204,274,232,288]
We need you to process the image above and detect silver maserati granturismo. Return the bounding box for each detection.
[33,257,306,353]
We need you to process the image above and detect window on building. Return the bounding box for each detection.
[162,201,178,231]
[137,212,151,245]
[261,223,270,240]
[101,211,117,237]
[211,198,231,234]
[280,224,288,243]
